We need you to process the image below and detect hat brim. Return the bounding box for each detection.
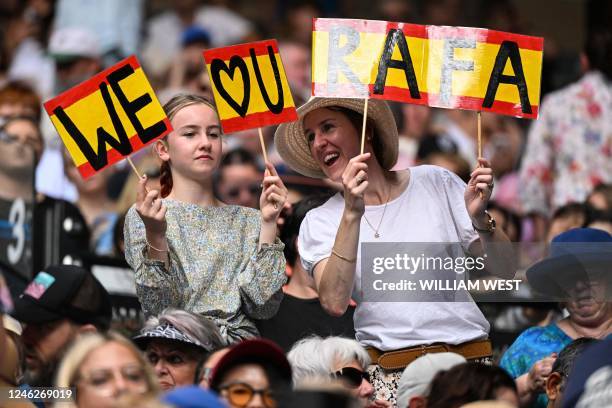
[12,295,64,324]
[274,97,399,178]
[526,253,612,298]
[133,326,208,351]
[210,339,291,389]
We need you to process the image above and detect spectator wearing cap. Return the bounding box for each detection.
[141,0,253,79]
[561,336,612,408]
[12,265,112,388]
[55,331,159,408]
[396,352,467,408]
[209,339,292,408]
[287,336,390,408]
[165,26,212,97]
[133,309,225,391]
[33,27,103,205]
[48,27,102,95]
[500,228,612,407]
[162,385,225,408]
[545,337,598,408]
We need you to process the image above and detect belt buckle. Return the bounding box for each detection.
[420,344,428,356]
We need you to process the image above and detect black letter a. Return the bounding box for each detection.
[53,82,133,171]
[373,29,420,99]
[483,41,531,114]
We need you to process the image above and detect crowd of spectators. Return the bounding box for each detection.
[0,0,611,407]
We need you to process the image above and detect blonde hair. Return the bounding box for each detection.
[159,94,220,197]
[54,332,158,408]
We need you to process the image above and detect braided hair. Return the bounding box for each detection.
[159,94,218,197]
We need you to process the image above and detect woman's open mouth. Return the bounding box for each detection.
[323,152,340,167]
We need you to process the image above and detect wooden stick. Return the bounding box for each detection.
[258,127,269,163]
[477,111,482,159]
[126,156,143,179]
[477,111,483,200]
[360,97,369,155]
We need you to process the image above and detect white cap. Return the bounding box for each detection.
[48,27,101,61]
[396,352,467,408]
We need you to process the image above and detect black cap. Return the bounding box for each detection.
[12,265,112,330]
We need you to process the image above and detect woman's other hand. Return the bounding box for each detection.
[465,157,494,228]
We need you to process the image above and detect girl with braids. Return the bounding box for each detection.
[124,94,288,343]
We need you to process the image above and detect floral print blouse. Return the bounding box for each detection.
[519,71,612,216]
[124,200,286,343]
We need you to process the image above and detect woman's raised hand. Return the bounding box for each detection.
[135,175,167,239]
[465,157,494,227]
[342,152,370,217]
[260,162,288,223]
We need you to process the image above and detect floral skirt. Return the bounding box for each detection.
[367,356,493,405]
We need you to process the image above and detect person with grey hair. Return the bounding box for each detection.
[133,308,224,391]
[288,336,391,407]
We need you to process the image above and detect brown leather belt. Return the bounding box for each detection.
[366,339,492,370]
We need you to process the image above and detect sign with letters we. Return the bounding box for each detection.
[44,56,171,179]
[313,18,544,119]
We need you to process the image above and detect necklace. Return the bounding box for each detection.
[363,190,390,238]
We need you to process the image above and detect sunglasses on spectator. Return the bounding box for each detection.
[333,367,370,388]
[225,183,261,198]
[219,382,276,408]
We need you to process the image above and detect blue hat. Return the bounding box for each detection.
[562,337,612,408]
[162,386,225,408]
[181,26,211,47]
[526,228,612,298]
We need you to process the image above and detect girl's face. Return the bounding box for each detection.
[303,107,362,182]
[75,341,149,408]
[159,103,222,182]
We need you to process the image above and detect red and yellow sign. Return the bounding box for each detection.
[44,56,171,179]
[204,39,298,133]
[313,18,544,119]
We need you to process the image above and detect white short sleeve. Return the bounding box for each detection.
[298,195,343,276]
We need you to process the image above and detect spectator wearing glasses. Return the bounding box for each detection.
[209,339,292,408]
[215,148,263,209]
[54,331,158,408]
[288,336,390,408]
[133,308,224,391]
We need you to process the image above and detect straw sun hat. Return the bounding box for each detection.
[274,97,399,178]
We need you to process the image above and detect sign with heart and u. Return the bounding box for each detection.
[203,39,298,133]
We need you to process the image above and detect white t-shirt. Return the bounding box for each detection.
[299,165,489,351]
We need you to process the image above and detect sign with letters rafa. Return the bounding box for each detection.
[203,39,298,133]
[313,18,544,119]
[44,56,171,179]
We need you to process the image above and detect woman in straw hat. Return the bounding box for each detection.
[274,97,515,403]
